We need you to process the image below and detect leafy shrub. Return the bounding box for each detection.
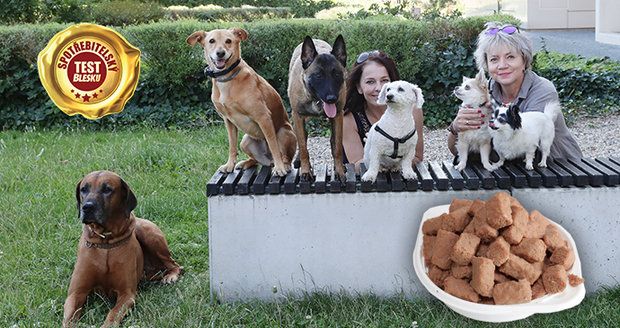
[90,0,164,26]
[166,5,293,22]
[44,0,91,23]
[155,0,335,18]
[1,15,618,130]
[0,0,43,24]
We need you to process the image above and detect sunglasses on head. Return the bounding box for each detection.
[355,50,382,64]
[485,25,519,36]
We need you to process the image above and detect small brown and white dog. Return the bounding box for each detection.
[453,69,494,171]
[187,28,297,176]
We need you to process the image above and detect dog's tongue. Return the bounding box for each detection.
[323,102,337,118]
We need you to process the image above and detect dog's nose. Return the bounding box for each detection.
[325,95,337,104]
[82,201,96,212]
[386,94,394,101]
[216,51,226,59]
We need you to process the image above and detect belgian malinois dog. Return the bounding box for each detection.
[287,35,347,181]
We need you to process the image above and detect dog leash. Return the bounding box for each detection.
[373,125,416,159]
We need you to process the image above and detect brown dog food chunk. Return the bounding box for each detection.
[422,214,445,235]
[524,210,549,239]
[428,265,450,288]
[472,207,499,242]
[568,274,584,287]
[449,198,473,212]
[502,204,528,244]
[422,235,435,264]
[431,229,459,270]
[485,191,513,229]
[494,272,510,283]
[476,243,489,257]
[512,238,547,263]
[442,207,471,233]
[493,279,532,305]
[451,232,480,265]
[543,265,568,294]
[500,254,541,284]
[451,264,472,279]
[444,276,480,303]
[543,225,565,251]
[468,199,486,216]
[471,257,495,297]
[486,236,510,266]
[531,278,546,299]
[550,242,575,270]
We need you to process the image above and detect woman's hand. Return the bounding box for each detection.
[452,105,488,132]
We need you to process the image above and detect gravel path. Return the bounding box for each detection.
[307,115,620,166]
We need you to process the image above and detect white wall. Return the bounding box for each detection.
[525,0,595,29]
[595,0,620,45]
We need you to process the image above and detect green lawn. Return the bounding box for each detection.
[1,127,619,327]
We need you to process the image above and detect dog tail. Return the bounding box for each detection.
[544,101,561,122]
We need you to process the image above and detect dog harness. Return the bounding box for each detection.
[204,59,242,82]
[373,125,416,159]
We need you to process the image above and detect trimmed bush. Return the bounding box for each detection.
[165,6,293,22]
[1,16,618,130]
[90,0,164,26]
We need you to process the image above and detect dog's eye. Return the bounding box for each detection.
[313,73,323,80]
[225,39,232,44]
[80,186,88,193]
[464,85,470,90]
[208,39,215,44]
[101,186,113,194]
[397,87,404,92]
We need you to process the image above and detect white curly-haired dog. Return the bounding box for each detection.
[453,69,494,171]
[489,100,560,170]
[361,80,424,182]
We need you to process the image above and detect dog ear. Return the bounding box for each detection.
[301,36,317,70]
[377,83,388,105]
[75,179,83,218]
[509,104,522,129]
[120,179,137,216]
[231,28,248,41]
[412,84,425,109]
[331,34,347,67]
[186,30,206,47]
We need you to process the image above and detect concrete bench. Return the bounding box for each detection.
[206,157,620,301]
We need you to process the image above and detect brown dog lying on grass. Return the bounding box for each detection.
[63,171,181,328]
[187,28,297,176]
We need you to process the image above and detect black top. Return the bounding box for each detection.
[344,110,373,164]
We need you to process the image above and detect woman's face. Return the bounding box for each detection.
[486,44,526,88]
[357,61,390,107]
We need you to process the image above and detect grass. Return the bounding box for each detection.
[1,126,619,327]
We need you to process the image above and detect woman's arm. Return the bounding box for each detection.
[342,112,365,167]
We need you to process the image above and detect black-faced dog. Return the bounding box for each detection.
[287,35,347,181]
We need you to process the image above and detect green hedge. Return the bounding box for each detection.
[165,6,293,22]
[1,16,618,130]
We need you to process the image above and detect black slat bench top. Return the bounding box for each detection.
[206,156,620,196]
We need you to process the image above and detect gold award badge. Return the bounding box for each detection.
[38,23,140,119]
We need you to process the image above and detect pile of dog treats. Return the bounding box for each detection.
[422,191,584,305]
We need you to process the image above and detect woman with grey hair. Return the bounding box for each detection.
[447,22,582,161]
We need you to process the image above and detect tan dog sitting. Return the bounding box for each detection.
[187,28,297,176]
[63,171,181,328]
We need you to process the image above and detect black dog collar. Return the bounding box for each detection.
[374,125,416,159]
[204,59,241,78]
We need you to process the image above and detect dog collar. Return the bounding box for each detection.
[214,67,242,83]
[85,225,134,249]
[204,59,241,78]
[373,125,416,159]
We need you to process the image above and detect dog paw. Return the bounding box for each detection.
[300,171,314,182]
[454,162,466,171]
[161,272,180,284]
[482,163,495,171]
[402,170,416,180]
[218,163,235,173]
[272,165,288,177]
[361,172,376,183]
[525,163,534,170]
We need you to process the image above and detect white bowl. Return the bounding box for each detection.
[413,205,586,323]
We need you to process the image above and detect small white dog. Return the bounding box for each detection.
[361,80,424,182]
[453,69,493,171]
[489,100,560,170]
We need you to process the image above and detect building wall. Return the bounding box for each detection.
[525,0,595,29]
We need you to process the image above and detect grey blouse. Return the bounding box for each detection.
[489,70,583,160]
